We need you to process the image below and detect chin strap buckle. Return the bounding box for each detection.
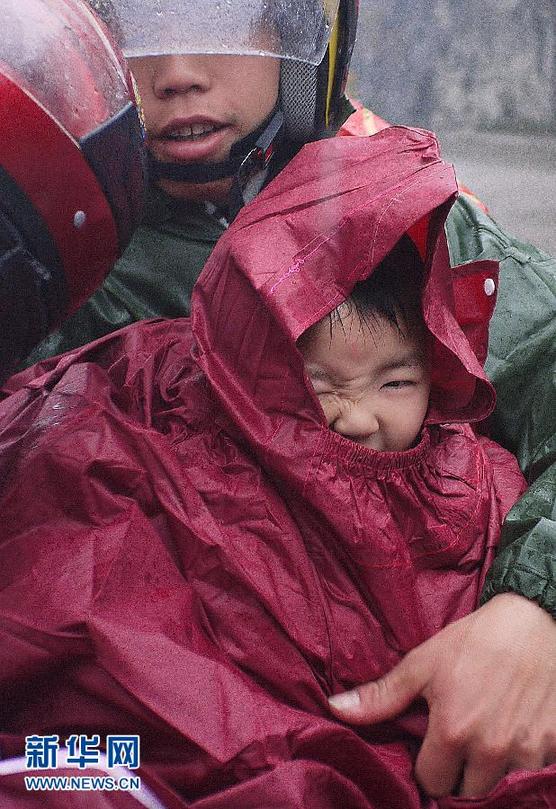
[238,109,285,186]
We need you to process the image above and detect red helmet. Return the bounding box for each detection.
[0,0,146,378]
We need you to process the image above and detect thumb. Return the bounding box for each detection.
[328,650,430,725]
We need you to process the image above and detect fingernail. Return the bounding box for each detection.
[328,690,361,711]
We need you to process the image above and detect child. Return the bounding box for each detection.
[0,128,553,807]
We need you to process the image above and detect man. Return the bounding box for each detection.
[0,0,145,380]
[18,0,556,800]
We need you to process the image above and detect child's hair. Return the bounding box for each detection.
[333,235,425,337]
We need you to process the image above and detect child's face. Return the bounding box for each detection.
[298,305,431,452]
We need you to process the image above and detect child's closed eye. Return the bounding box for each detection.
[381,379,416,390]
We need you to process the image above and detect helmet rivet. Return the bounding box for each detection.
[73,210,87,229]
[484,278,496,296]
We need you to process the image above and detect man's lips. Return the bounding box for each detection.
[160,117,225,140]
[152,118,233,164]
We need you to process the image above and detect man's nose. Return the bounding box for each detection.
[151,55,212,99]
[332,401,380,442]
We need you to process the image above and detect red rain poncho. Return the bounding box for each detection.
[0,128,552,807]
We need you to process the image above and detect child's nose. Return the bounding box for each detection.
[151,55,211,99]
[332,401,380,443]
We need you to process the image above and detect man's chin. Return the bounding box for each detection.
[157,176,233,205]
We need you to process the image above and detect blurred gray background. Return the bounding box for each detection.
[350,0,556,253]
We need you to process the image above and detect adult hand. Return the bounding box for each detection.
[328,593,556,798]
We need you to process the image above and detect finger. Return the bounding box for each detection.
[328,650,430,725]
[461,731,555,797]
[414,720,465,797]
[506,741,547,775]
[459,751,508,798]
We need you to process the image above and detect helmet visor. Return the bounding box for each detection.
[2,0,131,141]
[88,0,340,64]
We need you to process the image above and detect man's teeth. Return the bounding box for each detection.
[167,124,217,141]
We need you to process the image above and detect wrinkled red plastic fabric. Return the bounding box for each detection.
[0,128,553,807]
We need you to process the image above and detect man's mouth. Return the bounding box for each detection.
[165,123,223,142]
[154,120,232,165]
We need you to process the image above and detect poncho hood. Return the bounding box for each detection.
[193,127,499,480]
